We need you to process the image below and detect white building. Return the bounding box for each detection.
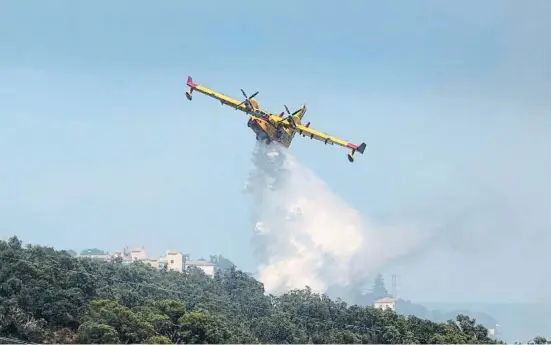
[130,247,147,261]
[164,250,184,272]
[79,253,111,261]
[185,260,215,277]
[142,256,161,268]
[79,245,216,276]
[373,297,396,311]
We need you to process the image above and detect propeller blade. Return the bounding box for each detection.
[236,89,251,110]
[284,105,290,114]
[236,88,258,111]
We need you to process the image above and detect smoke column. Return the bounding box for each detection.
[244,141,428,296]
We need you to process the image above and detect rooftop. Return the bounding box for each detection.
[374,297,395,304]
[186,260,214,266]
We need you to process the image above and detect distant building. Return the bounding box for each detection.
[374,297,396,312]
[143,257,161,268]
[185,260,215,277]
[78,245,216,276]
[130,247,147,261]
[165,250,184,272]
[111,249,133,264]
[487,323,500,337]
[79,253,111,261]
[78,248,112,261]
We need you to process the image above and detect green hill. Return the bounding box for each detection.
[0,236,514,343]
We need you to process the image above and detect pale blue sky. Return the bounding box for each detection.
[1,0,550,302]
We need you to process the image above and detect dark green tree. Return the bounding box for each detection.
[370,273,390,300]
[209,255,236,272]
[532,336,550,344]
[0,236,536,344]
[79,248,107,255]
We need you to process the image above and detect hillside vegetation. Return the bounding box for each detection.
[0,236,513,343]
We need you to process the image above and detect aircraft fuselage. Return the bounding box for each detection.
[247,115,295,148]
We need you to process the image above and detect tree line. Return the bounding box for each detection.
[0,236,543,343]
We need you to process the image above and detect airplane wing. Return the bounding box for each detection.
[185,76,249,114]
[294,124,366,162]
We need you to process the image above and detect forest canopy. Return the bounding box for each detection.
[0,236,516,343]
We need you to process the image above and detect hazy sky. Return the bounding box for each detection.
[1,0,549,303]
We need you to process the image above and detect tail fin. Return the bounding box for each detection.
[357,142,366,154]
[186,76,197,88]
[185,76,197,101]
[347,142,366,163]
[291,104,307,124]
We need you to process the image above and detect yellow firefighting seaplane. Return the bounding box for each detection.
[185,76,366,162]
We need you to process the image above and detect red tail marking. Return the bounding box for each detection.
[305,122,311,127]
[186,76,197,88]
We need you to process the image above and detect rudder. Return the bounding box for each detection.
[291,104,307,124]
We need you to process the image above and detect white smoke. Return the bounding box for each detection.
[245,141,429,295]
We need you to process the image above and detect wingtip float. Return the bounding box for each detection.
[185,75,366,163]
